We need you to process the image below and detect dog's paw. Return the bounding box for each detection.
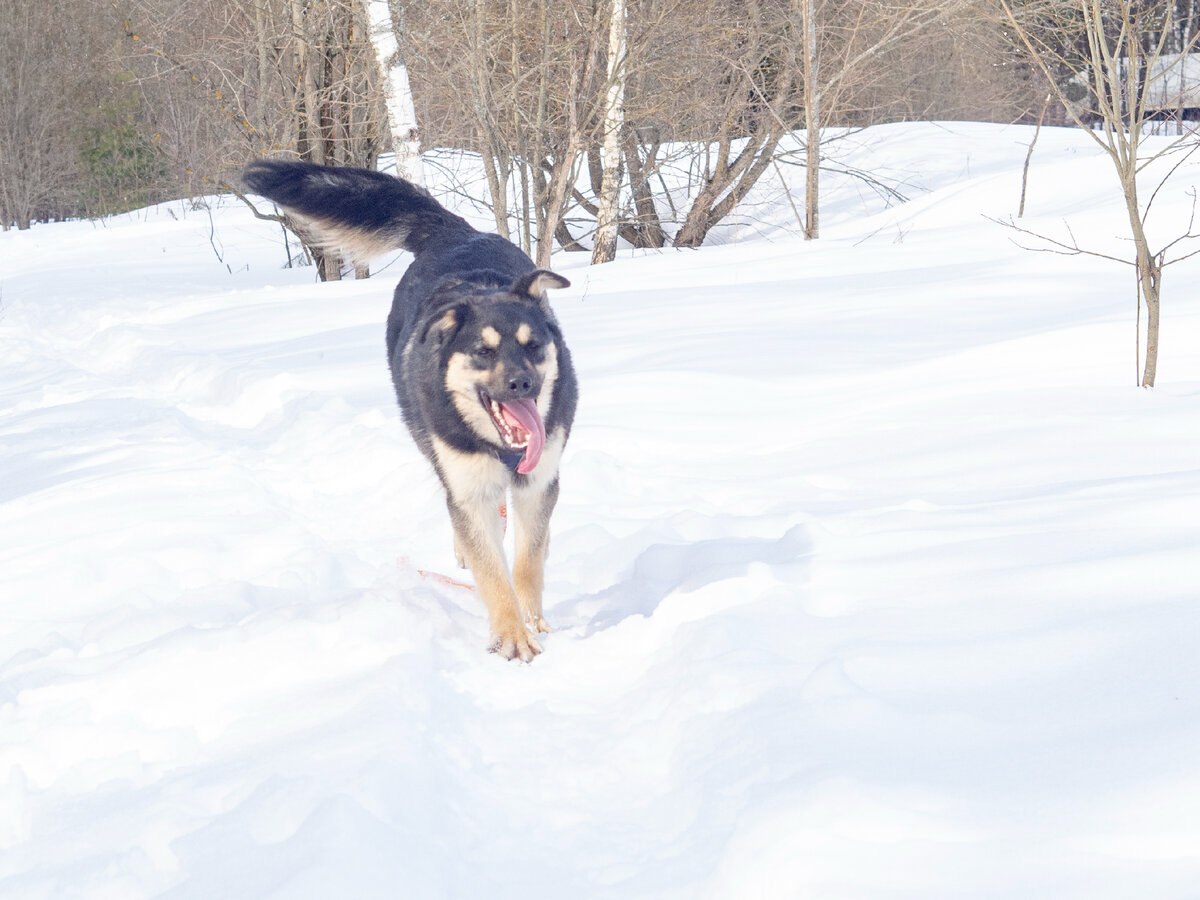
[517,602,552,634]
[489,623,542,662]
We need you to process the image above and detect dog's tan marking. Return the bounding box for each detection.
[516,323,533,345]
[288,214,401,263]
[431,435,541,661]
[518,270,571,299]
[431,435,510,506]
[445,352,500,442]
[511,427,566,633]
[530,425,564,483]
[481,326,502,348]
[533,342,559,420]
[431,307,459,337]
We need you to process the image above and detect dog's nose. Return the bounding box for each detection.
[507,372,536,397]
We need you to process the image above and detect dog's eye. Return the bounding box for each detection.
[524,340,541,352]
[475,346,496,359]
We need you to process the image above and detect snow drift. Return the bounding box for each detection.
[2,122,1199,899]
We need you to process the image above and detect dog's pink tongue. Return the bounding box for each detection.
[500,399,546,474]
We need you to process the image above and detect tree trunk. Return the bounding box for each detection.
[1120,169,1161,386]
[800,0,819,240]
[470,0,510,239]
[592,0,627,264]
[479,142,511,241]
[674,131,771,247]
[1142,270,1161,387]
[1019,94,1051,218]
[290,0,326,166]
[254,1,272,133]
[1135,239,1162,388]
[623,128,665,248]
[555,220,586,253]
[534,64,585,267]
[537,147,580,268]
[362,0,424,186]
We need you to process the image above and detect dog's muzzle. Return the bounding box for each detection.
[479,389,546,474]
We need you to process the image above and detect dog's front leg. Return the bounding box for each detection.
[511,475,557,634]
[433,440,540,661]
[447,493,541,662]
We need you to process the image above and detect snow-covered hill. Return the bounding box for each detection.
[2,122,1199,898]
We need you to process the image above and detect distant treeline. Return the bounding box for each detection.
[3,1,1197,247]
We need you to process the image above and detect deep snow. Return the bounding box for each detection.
[2,122,1200,899]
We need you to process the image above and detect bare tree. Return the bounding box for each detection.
[404,0,606,263]
[398,0,1000,254]
[670,0,800,247]
[667,0,969,246]
[6,0,1053,245]
[792,0,973,240]
[995,0,1200,386]
[125,0,386,279]
[0,0,102,228]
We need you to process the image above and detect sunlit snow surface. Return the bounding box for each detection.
[2,123,1199,898]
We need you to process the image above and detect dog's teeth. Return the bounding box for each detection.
[484,396,529,449]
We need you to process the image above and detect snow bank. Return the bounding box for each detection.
[2,123,1199,898]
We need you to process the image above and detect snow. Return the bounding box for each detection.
[2,121,1200,898]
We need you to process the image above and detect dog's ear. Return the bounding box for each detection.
[419,303,467,348]
[512,269,570,300]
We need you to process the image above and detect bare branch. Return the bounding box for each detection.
[985,213,1135,267]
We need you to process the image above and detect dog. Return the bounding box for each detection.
[241,159,576,661]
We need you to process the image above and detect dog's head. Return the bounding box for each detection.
[423,269,569,474]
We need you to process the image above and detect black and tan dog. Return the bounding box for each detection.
[242,159,576,661]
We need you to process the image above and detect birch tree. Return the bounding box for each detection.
[591,0,627,263]
[361,0,424,185]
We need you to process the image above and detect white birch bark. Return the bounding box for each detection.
[591,0,626,264]
[362,0,425,186]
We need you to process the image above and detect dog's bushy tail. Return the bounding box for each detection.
[241,159,474,260]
